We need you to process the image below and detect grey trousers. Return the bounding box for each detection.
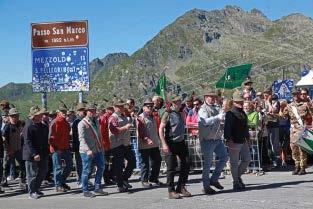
[228,142,251,183]
[25,157,48,194]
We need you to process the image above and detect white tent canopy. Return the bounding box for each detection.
[296,70,313,87]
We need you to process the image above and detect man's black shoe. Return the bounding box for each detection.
[203,187,217,195]
[210,180,224,190]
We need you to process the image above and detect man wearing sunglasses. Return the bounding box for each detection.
[2,108,26,190]
[159,94,191,199]
[137,98,162,188]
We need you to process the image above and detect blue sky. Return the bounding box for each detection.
[0,0,313,87]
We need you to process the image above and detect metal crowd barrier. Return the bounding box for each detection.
[130,127,264,176]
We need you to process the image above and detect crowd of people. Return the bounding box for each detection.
[0,78,312,199]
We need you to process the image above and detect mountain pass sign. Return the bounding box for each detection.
[31,21,88,48]
[31,20,89,92]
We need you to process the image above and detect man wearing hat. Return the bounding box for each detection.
[0,100,10,115]
[183,96,194,119]
[137,98,162,188]
[2,108,26,190]
[198,90,227,195]
[49,103,73,192]
[224,90,251,191]
[78,103,108,197]
[242,78,256,100]
[39,109,54,186]
[0,111,4,193]
[283,90,311,175]
[71,103,86,188]
[48,110,57,122]
[23,106,49,199]
[99,101,115,185]
[108,99,134,192]
[159,94,191,199]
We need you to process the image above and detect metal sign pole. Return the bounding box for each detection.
[79,91,83,103]
[41,92,47,109]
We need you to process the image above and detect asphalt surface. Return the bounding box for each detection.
[0,166,313,209]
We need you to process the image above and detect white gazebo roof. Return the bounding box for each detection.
[296,70,313,87]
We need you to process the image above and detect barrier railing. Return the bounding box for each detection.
[130,127,264,176]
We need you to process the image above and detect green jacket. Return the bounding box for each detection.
[246,111,259,129]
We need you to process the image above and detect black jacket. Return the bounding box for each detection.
[0,130,3,158]
[22,119,49,161]
[224,107,250,144]
[71,117,82,152]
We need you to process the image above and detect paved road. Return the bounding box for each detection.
[1,166,313,209]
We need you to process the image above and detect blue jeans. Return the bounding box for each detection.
[81,151,105,193]
[52,150,73,187]
[200,139,227,189]
[74,151,82,184]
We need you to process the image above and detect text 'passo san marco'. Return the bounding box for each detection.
[32,26,86,36]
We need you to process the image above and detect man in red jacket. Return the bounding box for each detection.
[49,103,73,192]
[99,102,115,185]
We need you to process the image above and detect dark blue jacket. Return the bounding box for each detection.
[0,130,3,158]
[22,119,49,161]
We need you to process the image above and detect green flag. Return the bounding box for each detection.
[216,64,252,89]
[155,74,166,99]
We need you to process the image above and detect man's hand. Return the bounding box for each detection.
[217,112,225,120]
[87,150,93,157]
[125,123,132,130]
[226,139,235,148]
[144,137,153,145]
[34,155,41,161]
[162,144,169,154]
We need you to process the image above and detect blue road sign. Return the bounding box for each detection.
[32,47,89,92]
[273,79,294,101]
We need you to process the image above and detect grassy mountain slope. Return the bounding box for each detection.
[1,5,313,117]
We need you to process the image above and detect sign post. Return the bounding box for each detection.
[41,92,47,109]
[79,91,83,103]
[31,20,89,108]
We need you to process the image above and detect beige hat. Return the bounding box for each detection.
[85,103,97,111]
[0,100,9,106]
[113,99,126,106]
[49,110,56,116]
[105,101,114,109]
[243,78,253,85]
[58,102,68,112]
[143,98,154,106]
[76,103,86,111]
[29,106,45,117]
[169,94,181,102]
[204,90,218,97]
[97,103,106,111]
[232,91,244,102]
[8,108,20,116]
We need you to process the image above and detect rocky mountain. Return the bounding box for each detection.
[1,5,313,117]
